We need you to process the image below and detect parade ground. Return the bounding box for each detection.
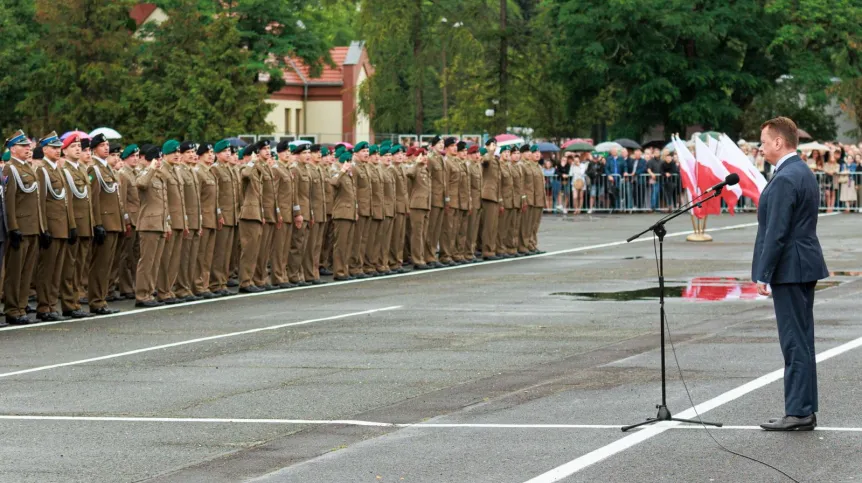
[1,212,860,482]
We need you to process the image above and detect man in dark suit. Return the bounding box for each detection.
[753,117,829,431]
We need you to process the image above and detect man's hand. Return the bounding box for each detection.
[9,230,23,250]
[125,223,133,238]
[165,230,172,241]
[499,205,505,214]
[757,282,771,296]
[94,225,107,245]
[183,227,190,239]
[294,214,303,229]
[217,216,224,231]
[276,215,283,230]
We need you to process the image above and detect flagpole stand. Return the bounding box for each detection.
[686,215,712,242]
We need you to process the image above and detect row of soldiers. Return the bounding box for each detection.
[0,130,544,325]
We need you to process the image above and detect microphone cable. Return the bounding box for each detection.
[652,233,801,483]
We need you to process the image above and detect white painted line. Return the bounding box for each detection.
[523,330,862,483]
[0,306,401,379]
[6,214,834,333]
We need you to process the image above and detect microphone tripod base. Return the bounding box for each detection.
[685,233,713,242]
[621,404,723,432]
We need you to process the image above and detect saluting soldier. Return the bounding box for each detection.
[480,139,502,260]
[254,140,281,290]
[518,144,535,255]
[59,134,93,318]
[114,145,141,299]
[377,147,396,274]
[455,142,472,263]
[208,140,240,296]
[363,145,384,276]
[157,140,188,304]
[388,145,408,272]
[508,146,525,257]
[439,138,461,266]
[530,146,545,253]
[406,148,432,269]
[303,144,326,284]
[88,133,127,315]
[425,136,447,267]
[349,142,371,278]
[134,147,169,307]
[174,142,203,301]
[498,147,515,257]
[34,132,77,321]
[3,130,47,325]
[287,144,311,286]
[320,147,337,276]
[237,142,266,292]
[329,151,357,280]
[194,143,222,298]
[270,140,297,289]
[466,145,483,261]
[228,146,243,287]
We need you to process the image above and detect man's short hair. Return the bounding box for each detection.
[761,116,799,148]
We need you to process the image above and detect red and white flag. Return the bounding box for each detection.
[671,135,704,218]
[717,134,766,206]
[694,137,742,215]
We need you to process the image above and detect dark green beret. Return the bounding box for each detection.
[162,139,180,155]
[214,140,231,153]
[321,146,330,156]
[479,147,488,156]
[238,147,246,158]
[353,141,369,153]
[2,150,10,162]
[369,144,379,155]
[530,144,539,153]
[391,144,403,154]
[120,144,139,160]
[339,151,353,163]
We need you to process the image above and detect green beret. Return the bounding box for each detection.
[238,147,246,158]
[391,144,403,154]
[120,144,139,160]
[529,144,539,153]
[479,147,488,156]
[353,141,369,153]
[380,140,391,148]
[368,144,379,155]
[214,140,231,153]
[1,150,9,162]
[162,139,180,155]
[321,146,330,157]
[339,151,353,163]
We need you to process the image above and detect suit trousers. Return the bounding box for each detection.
[519,207,533,253]
[229,226,240,279]
[302,220,324,281]
[481,200,500,257]
[288,221,308,283]
[209,225,235,291]
[404,212,412,262]
[468,207,480,256]
[364,218,382,274]
[136,231,165,302]
[409,209,429,266]
[118,228,140,294]
[158,230,184,300]
[110,228,129,294]
[253,223,275,287]
[498,209,514,254]
[456,209,469,260]
[509,209,522,254]
[36,238,67,313]
[389,213,406,269]
[772,282,819,417]
[62,236,90,312]
[4,235,39,317]
[322,215,334,270]
[88,232,120,309]
[195,227,216,294]
[270,223,293,285]
[378,217,394,271]
[176,230,201,297]
[425,206,444,263]
[239,220,263,288]
[439,209,458,263]
[531,206,542,250]
[350,216,370,275]
[332,219,354,278]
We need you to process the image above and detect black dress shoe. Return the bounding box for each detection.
[297,281,312,287]
[535,250,546,254]
[36,312,67,322]
[239,286,264,293]
[278,282,296,289]
[135,300,164,308]
[413,264,429,270]
[62,310,91,319]
[90,306,119,315]
[198,292,218,299]
[333,276,351,281]
[6,315,31,325]
[159,297,180,305]
[121,293,135,300]
[431,261,444,268]
[311,279,326,285]
[352,273,367,279]
[78,297,89,305]
[217,289,234,296]
[760,414,816,431]
[25,304,37,314]
[262,284,276,291]
[347,276,356,280]
[319,268,333,276]
[226,279,239,288]
[106,292,122,302]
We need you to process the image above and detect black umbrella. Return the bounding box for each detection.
[613,138,641,149]
[225,137,248,148]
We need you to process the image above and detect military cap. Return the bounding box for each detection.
[256,140,272,153]
[179,141,197,153]
[381,146,393,156]
[5,130,29,148]
[162,139,181,155]
[405,147,416,157]
[321,146,330,156]
[444,137,458,148]
[275,140,291,153]
[91,133,109,149]
[196,143,213,156]
[62,134,83,150]
[237,147,246,158]
[479,147,488,156]
[214,140,231,153]
[368,144,379,155]
[391,144,403,154]
[353,141,369,153]
[430,135,442,146]
[379,140,392,149]
[145,146,162,161]
[80,137,90,150]
[338,151,353,163]
[310,144,321,153]
[467,145,479,154]
[1,150,9,162]
[416,147,427,155]
[484,138,496,146]
[456,141,466,152]
[38,131,63,148]
[519,144,531,153]
[140,144,153,155]
[109,142,123,154]
[32,146,44,160]
[121,144,140,160]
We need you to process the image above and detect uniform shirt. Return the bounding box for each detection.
[289,161,311,221]
[118,166,140,227]
[329,167,357,221]
[90,156,125,232]
[428,151,448,208]
[381,164,396,218]
[4,157,46,236]
[368,162,384,220]
[196,164,220,229]
[37,159,76,238]
[406,162,432,210]
[161,162,188,230]
[135,164,170,232]
[178,164,202,230]
[212,163,240,226]
[63,160,94,237]
[354,162,372,217]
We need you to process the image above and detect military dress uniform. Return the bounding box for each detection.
[157,143,188,303]
[88,141,126,314]
[439,153,461,265]
[455,156,471,262]
[425,150,447,265]
[329,153,357,280]
[389,158,408,271]
[378,160,396,273]
[364,159,384,275]
[467,154,483,258]
[253,155,279,289]
[498,157,515,255]
[175,150,202,300]
[320,156,337,275]
[208,147,240,295]
[134,149,170,306]
[518,155,535,254]
[270,143,297,289]
[530,156,544,252]
[195,156,220,297]
[302,159,325,283]
[60,148,94,317]
[288,152,312,285]
[350,156,372,277]
[406,157,431,268]
[114,148,140,298]
[237,152,266,292]
[508,157,524,256]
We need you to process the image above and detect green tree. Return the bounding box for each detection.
[740,78,838,141]
[0,0,39,135]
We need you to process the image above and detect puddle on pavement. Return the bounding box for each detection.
[552,277,842,302]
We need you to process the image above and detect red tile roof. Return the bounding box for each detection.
[130,3,157,27]
[283,47,350,85]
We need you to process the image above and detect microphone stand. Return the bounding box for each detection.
[621,188,724,432]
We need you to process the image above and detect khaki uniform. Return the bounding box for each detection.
[175,164,202,298]
[270,160,296,286]
[195,164,219,294]
[254,162,279,287]
[467,159,483,258]
[388,163,408,270]
[210,162,240,292]
[3,158,47,318]
[321,163,336,272]
[531,161,544,251]
[329,166,356,279]
[455,159,471,261]
[498,161,515,254]
[439,155,461,264]
[114,166,140,296]
[424,151,447,263]
[238,160,265,288]
[480,152,502,257]
[288,161,311,283]
[157,162,187,301]
[88,158,125,310]
[35,160,76,314]
[406,162,431,266]
[61,160,93,312]
[364,162,384,274]
[303,162,325,281]
[518,160,535,253]
[378,164,396,272]
[349,162,372,276]
[508,160,525,255]
[229,164,243,281]
[134,165,169,302]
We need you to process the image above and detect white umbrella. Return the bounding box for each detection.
[289,139,312,147]
[798,142,829,153]
[594,141,623,152]
[89,127,122,139]
[495,136,524,147]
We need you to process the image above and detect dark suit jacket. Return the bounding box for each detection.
[752,155,828,284]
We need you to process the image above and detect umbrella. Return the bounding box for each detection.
[89,127,121,139]
[797,129,812,140]
[289,140,312,147]
[494,134,525,147]
[594,141,623,152]
[563,142,594,153]
[663,141,676,153]
[641,139,666,150]
[535,142,559,153]
[61,130,89,141]
[561,139,593,149]
[613,138,641,149]
[225,137,248,148]
[798,142,829,153]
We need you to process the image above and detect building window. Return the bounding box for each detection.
[296,109,302,134]
[284,108,291,134]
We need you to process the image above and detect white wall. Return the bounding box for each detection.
[354,67,371,144]
[265,99,304,135]
[306,100,343,144]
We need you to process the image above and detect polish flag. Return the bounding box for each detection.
[695,137,742,215]
[671,135,704,218]
[717,134,767,206]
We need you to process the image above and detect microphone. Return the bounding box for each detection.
[705,173,740,192]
